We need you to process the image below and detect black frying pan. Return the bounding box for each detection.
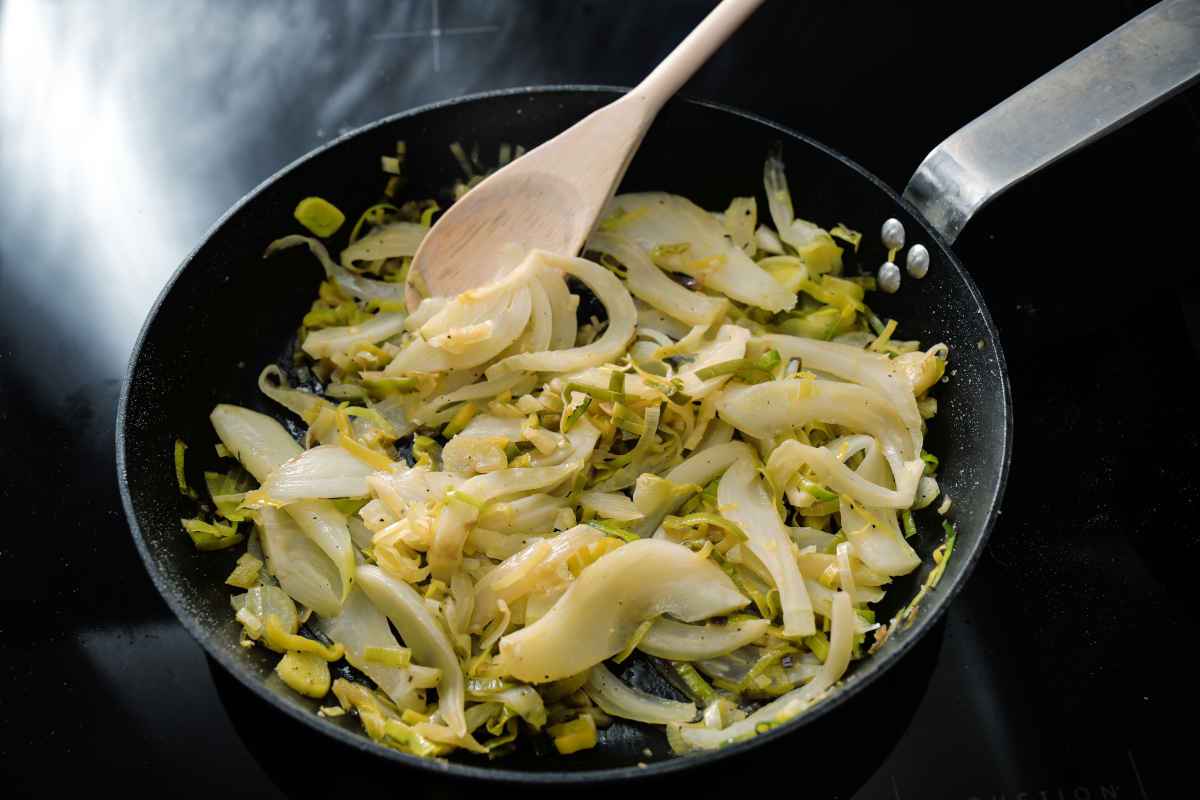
[116,86,1011,781]
[118,2,1200,780]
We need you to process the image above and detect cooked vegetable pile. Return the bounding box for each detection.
[179,142,955,760]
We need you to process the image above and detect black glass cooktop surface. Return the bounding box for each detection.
[3,1,1197,797]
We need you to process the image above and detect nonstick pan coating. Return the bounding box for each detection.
[117,86,1012,782]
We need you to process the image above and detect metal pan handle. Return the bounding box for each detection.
[902,0,1200,244]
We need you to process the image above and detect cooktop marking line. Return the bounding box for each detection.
[1127,749,1149,799]
[371,0,501,72]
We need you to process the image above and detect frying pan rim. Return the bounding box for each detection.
[115,84,1013,784]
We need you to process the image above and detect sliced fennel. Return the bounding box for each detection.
[637,617,770,661]
[718,456,815,638]
[357,565,468,737]
[602,192,795,312]
[586,663,697,724]
[318,586,426,710]
[498,539,747,682]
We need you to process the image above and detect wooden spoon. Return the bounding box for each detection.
[406,0,764,309]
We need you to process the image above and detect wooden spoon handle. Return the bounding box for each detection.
[632,0,765,112]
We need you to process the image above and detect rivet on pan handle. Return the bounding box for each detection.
[903,0,1200,244]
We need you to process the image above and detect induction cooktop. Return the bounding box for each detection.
[2,1,1196,797]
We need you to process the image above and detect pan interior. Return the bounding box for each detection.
[118,88,1010,779]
